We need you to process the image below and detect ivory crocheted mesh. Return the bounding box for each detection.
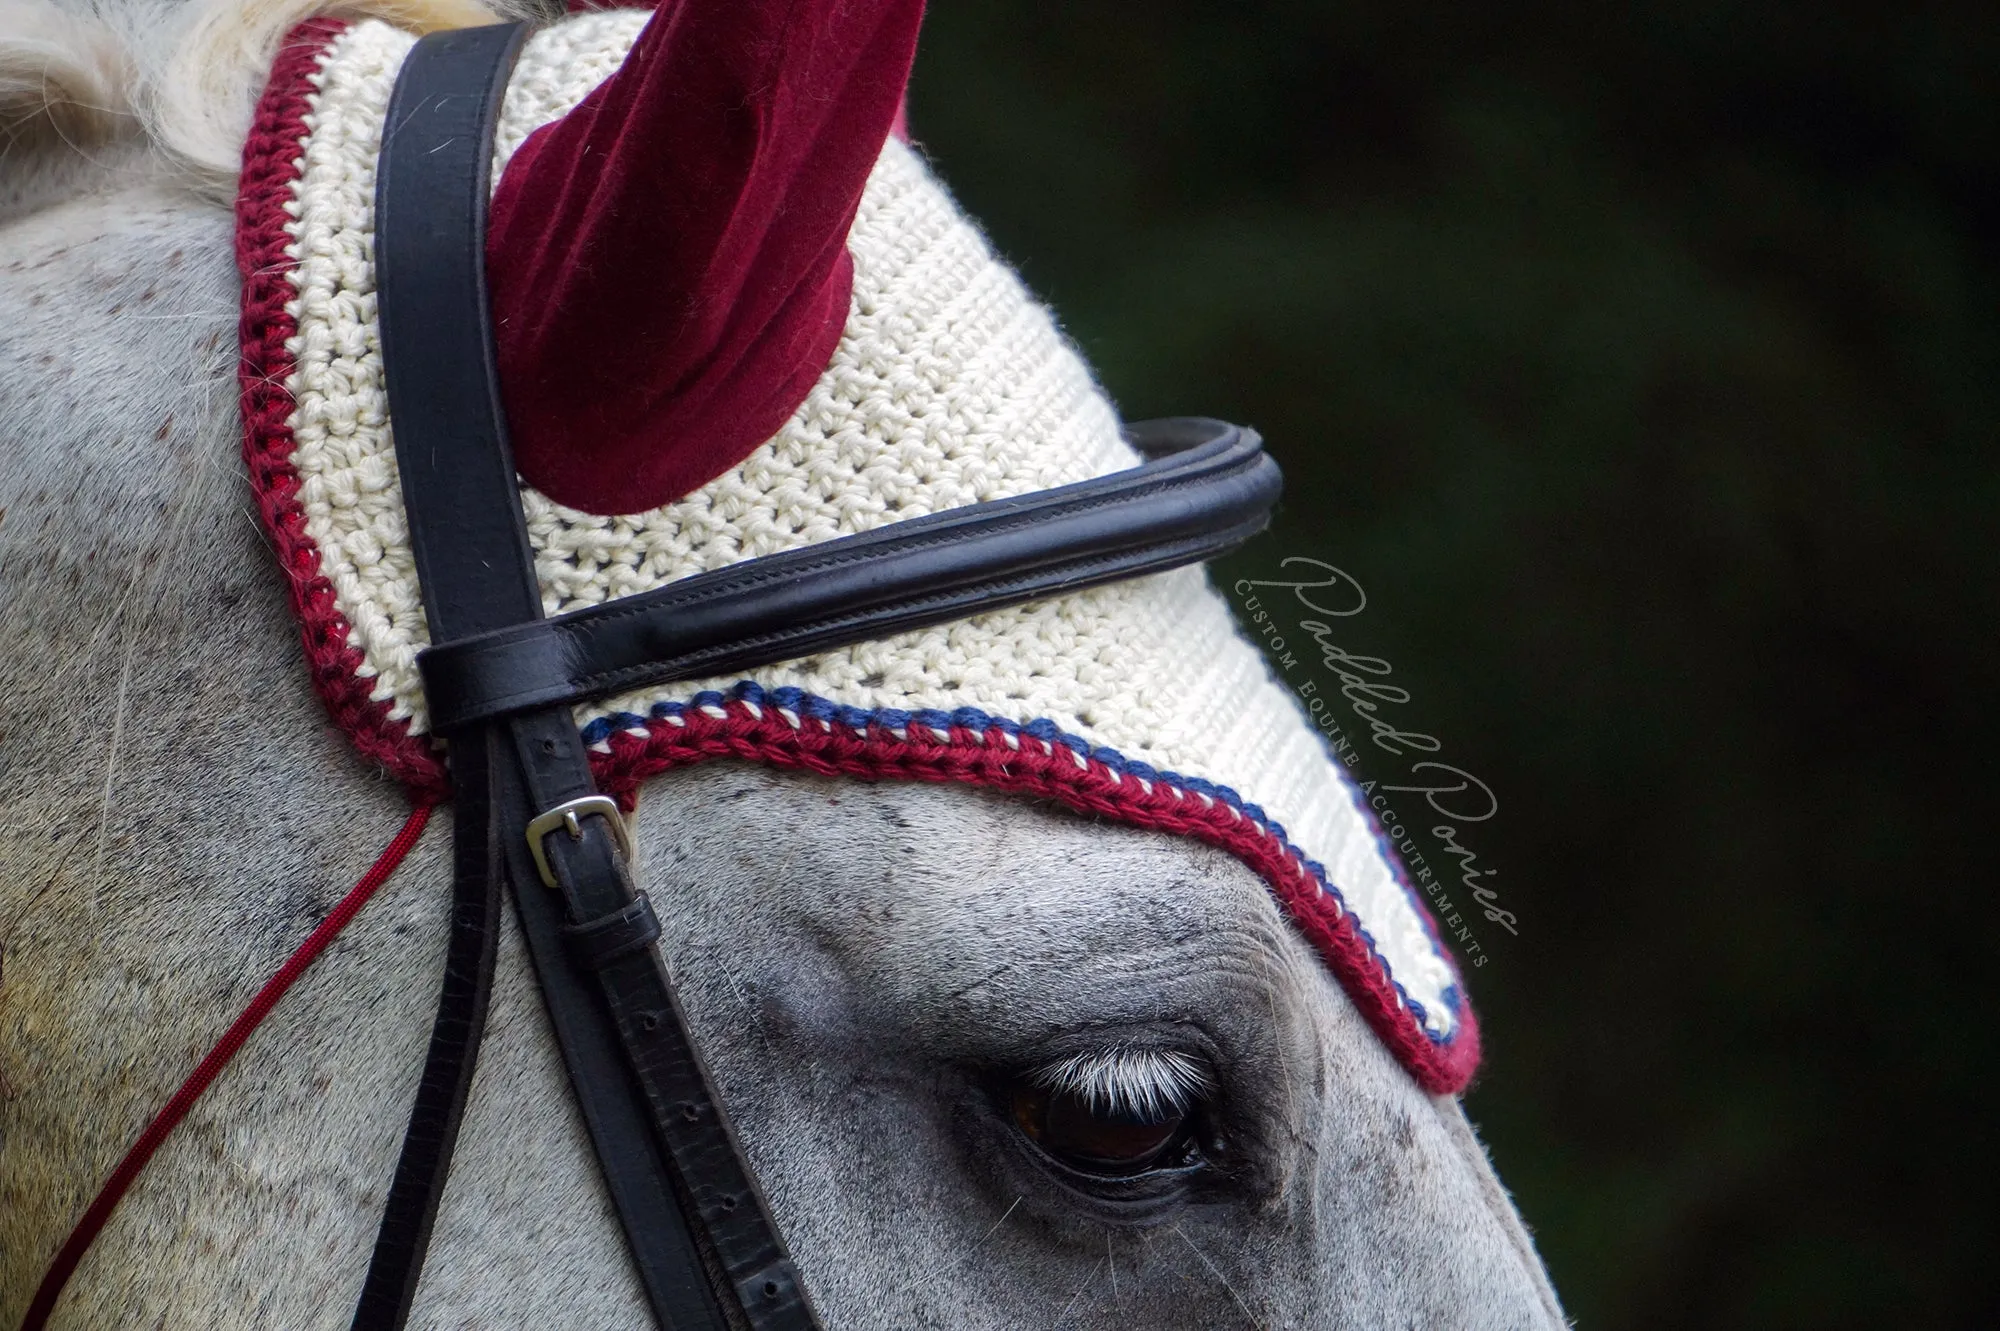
[245,12,1475,1089]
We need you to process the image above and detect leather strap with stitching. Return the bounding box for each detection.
[366,25,791,1331]
[418,417,1279,732]
[351,25,533,1330]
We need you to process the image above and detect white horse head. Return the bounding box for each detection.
[0,1,1566,1325]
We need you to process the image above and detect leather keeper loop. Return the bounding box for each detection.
[420,623,574,734]
[563,891,664,970]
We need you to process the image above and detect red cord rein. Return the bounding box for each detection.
[19,802,437,1331]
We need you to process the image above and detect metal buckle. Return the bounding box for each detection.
[525,795,634,889]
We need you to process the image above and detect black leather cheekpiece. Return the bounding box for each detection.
[362,25,808,1331]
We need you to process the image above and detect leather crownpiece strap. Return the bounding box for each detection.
[362,22,1280,1331]
[367,25,808,1331]
[356,25,533,1330]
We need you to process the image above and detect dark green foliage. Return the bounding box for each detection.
[911,4,1999,1326]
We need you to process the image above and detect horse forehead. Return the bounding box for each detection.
[662,770,1297,993]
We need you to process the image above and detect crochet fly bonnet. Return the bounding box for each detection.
[235,2,1478,1097]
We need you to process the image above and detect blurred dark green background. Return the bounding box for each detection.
[910,4,1997,1327]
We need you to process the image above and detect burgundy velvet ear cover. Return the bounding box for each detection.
[487,0,926,516]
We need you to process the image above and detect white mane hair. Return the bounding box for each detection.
[0,0,528,197]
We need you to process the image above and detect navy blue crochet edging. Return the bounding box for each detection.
[581,680,1467,1045]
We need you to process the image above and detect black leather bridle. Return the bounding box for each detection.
[355,23,1282,1331]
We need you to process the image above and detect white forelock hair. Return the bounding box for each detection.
[0,0,534,196]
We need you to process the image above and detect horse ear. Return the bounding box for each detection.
[487,0,926,515]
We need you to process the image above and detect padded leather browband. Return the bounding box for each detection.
[419,417,1279,732]
[360,21,1282,1331]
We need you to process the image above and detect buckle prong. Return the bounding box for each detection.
[525,795,634,889]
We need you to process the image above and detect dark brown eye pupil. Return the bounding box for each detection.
[1012,1082,1190,1175]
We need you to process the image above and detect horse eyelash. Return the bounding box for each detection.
[1030,1048,1213,1121]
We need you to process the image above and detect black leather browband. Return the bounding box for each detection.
[357,21,1282,1331]
[419,417,1279,732]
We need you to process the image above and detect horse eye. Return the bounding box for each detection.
[1010,1080,1194,1176]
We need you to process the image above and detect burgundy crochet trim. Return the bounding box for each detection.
[237,18,450,800]
[234,19,1476,1096]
